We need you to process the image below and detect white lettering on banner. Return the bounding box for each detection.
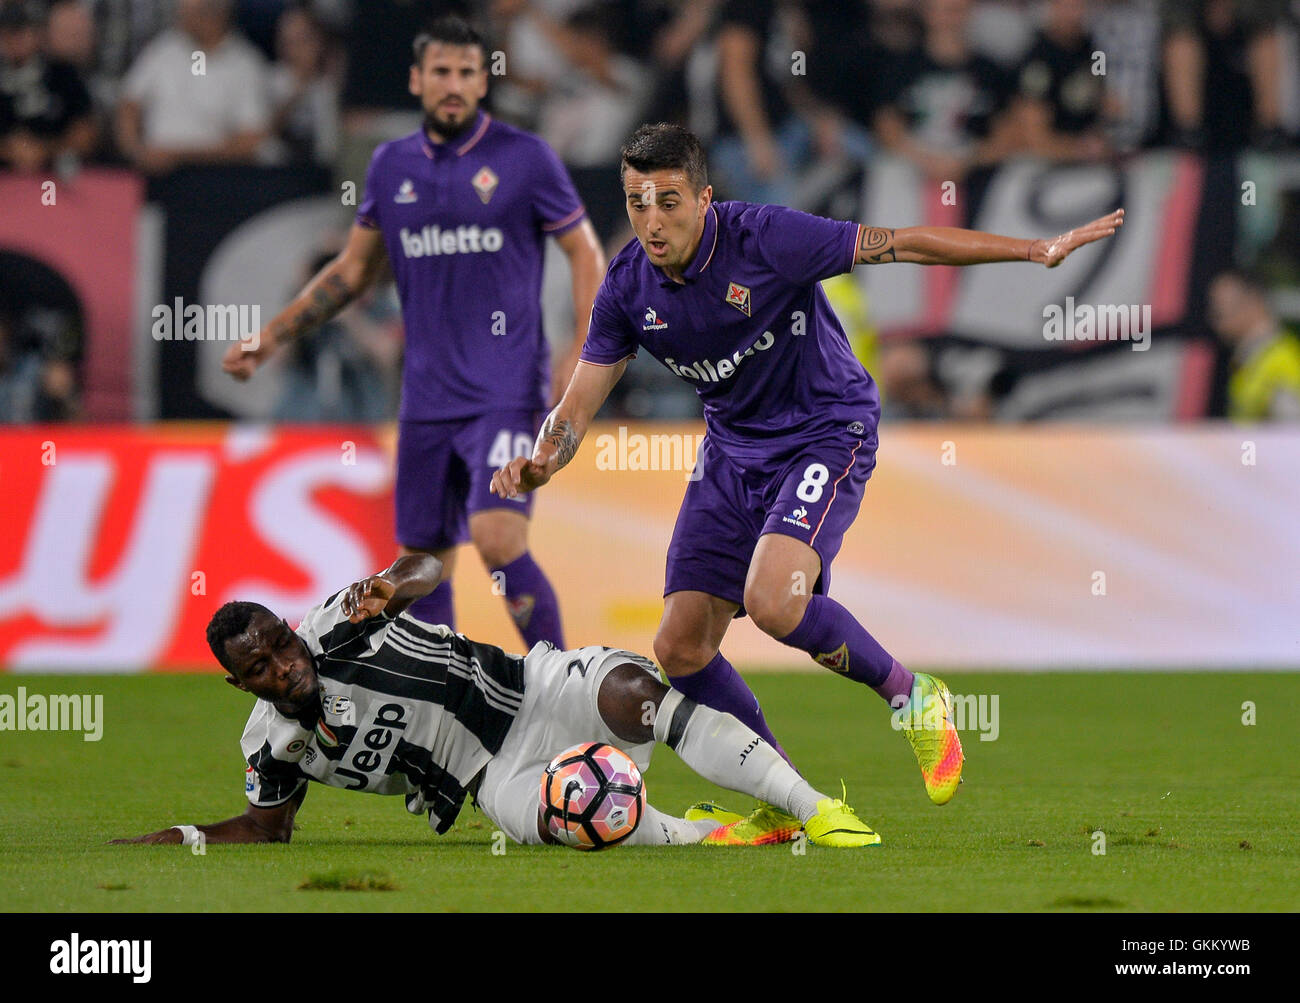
[0,436,392,671]
[223,446,389,612]
[0,456,213,669]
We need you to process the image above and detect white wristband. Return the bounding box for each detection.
[171,825,201,846]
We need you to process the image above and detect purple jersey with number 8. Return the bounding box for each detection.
[581,200,881,607]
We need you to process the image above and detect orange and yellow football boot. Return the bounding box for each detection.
[898,672,964,804]
[695,803,803,846]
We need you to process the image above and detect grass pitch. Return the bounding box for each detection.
[1,671,1296,912]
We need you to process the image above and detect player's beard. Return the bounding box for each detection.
[423,108,474,143]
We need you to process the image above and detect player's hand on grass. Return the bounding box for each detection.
[1029,208,1124,268]
[491,441,558,499]
[109,829,183,845]
[341,575,396,623]
[221,331,276,381]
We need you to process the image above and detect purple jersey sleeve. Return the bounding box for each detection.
[579,278,637,366]
[356,148,381,230]
[530,138,586,237]
[750,203,860,286]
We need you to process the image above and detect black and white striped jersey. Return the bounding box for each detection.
[240,590,526,833]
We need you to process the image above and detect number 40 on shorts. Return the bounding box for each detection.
[488,430,533,468]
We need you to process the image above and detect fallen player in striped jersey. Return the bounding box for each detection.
[112,554,877,849]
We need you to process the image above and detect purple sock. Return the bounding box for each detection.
[491,551,565,649]
[670,652,794,767]
[408,580,455,629]
[779,595,914,706]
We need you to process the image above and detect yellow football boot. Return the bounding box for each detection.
[898,672,964,805]
[700,803,802,846]
[802,794,882,848]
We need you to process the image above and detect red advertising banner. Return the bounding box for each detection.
[0,426,393,670]
[2,423,1296,672]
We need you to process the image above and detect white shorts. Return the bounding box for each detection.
[475,643,659,844]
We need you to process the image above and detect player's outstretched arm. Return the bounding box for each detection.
[110,787,306,845]
[491,357,628,499]
[855,209,1124,268]
[339,553,444,622]
[222,223,389,381]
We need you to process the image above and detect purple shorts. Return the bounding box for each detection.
[395,411,540,550]
[664,433,876,615]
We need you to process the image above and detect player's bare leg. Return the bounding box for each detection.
[469,508,565,648]
[401,544,458,628]
[590,663,877,847]
[653,590,792,765]
[746,532,963,804]
[745,533,913,703]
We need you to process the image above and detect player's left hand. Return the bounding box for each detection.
[341,575,396,623]
[1030,208,1124,268]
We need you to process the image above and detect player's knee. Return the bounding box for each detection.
[653,629,712,678]
[596,663,666,744]
[744,582,806,639]
[471,529,526,569]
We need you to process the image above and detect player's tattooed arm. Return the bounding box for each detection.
[492,359,627,499]
[268,272,356,345]
[855,226,897,265]
[537,411,581,470]
[224,223,386,380]
[856,210,1124,267]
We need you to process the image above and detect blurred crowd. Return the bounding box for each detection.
[2,0,1300,422]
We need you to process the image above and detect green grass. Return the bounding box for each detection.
[1,672,1297,912]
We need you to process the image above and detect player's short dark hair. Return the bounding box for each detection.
[206,601,274,673]
[620,123,709,193]
[412,15,489,67]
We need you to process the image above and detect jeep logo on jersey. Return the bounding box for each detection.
[333,702,407,790]
[725,282,751,317]
[471,165,499,204]
[394,179,417,204]
[400,225,504,258]
[663,330,775,383]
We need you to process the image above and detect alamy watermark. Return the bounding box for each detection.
[1043,297,1151,352]
[50,934,150,983]
[0,687,103,741]
[593,425,706,480]
[151,298,260,349]
[890,690,1000,741]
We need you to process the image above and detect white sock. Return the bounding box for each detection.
[652,689,828,823]
[621,804,719,845]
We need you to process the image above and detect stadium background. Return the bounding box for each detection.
[1,0,1297,672]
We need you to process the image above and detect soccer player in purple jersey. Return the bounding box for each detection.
[493,123,1123,844]
[223,17,606,652]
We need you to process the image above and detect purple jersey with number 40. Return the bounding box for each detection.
[580,201,880,472]
[357,110,587,422]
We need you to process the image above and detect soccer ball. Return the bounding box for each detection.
[539,742,645,850]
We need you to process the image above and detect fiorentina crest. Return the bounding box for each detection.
[725,282,751,316]
[815,642,850,674]
[472,165,499,204]
[507,594,535,628]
